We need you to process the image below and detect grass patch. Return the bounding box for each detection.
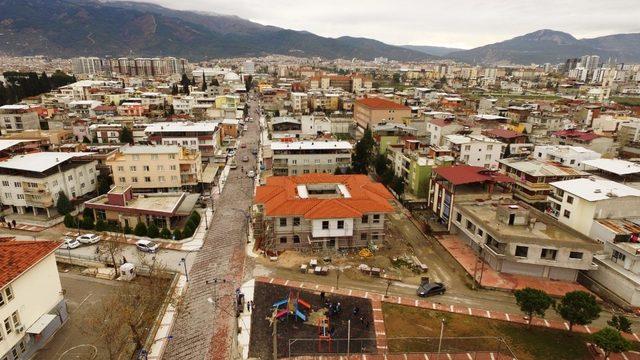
[383,303,592,360]
[611,97,640,106]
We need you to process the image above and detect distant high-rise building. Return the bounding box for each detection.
[72,57,104,75]
[242,60,255,74]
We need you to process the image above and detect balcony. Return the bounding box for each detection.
[25,193,54,207]
[22,182,48,194]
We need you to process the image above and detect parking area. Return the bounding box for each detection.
[34,270,123,360]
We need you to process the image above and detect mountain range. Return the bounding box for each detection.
[0,0,432,61]
[0,0,639,65]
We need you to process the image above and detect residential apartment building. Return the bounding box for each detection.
[498,158,588,207]
[107,145,202,192]
[88,124,124,144]
[425,117,462,146]
[386,143,433,198]
[444,134,505,169]
[0,106,40,135]
[254,174,394,251]
[271,141,352,176]
[547,178,640,236]
[71,56,104,75]
[533,145,601,169]
[353,98,411,130]
[0,152,97,218]
[451,200,599,281]
[0,241,67,360]
[145,122,220,163]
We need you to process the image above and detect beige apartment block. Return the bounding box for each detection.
[108,145,202,192]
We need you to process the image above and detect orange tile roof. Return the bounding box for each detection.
[0,241,60,288]
[356,98,410,111]
[255,174,394,219]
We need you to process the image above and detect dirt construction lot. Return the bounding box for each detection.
[249,282,377,359]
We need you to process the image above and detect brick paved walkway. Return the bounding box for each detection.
[163,103,261,360]
[256,276,640,350]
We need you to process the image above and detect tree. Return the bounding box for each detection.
[210,78,219,87]
[92,134,99,143]
[390,176,405,195]
[351,127,374,174]
[514,287,554,327]
[147,222,160,238]
[592,327,631,359]
[556,290,601,332]
[172,228,182,240]
[134,222,148,237]
[160,227,172,239]
[201,73,207,92]
[56,192,74,215]
[244,75,253,92]
[80,216,94,230]
[63,214,76,228]
[123,224,133,234]
[171,83,179,95]
[180,73,190,95]
[83,208,94,221]
[97,174,113,195]
[119,127,134,144]
[82,136,91,143]
[608,315,632,334]
[374,153,389,177]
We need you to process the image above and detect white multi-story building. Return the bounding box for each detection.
[0,241,67,360]
[533,145,601,169]
[271,141,352,176]
[0,106,40,135]
[424,114,461,146]
[291,92,309,113]
[145,122,220,163]
[172,96,197,115]
[444,134,505,169]
[0,152,97,218]
[71,56,103,75]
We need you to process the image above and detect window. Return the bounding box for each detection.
[371,233,379,241]
[487,145,493,151]
[315,159,320,164]
[566,196,573,204]
[151,154,159,160]
[279,237,287,244]
[4,193,11,200]
[131,177,138,183]
[361,215,369,223]
[130,166,137,171]
[119,177,126,183]
[372,214,380,224]
[515,246,528,257]
[1,181,8,186]
[569,251,583,260]
[570,159,575,165]
[90,179,95,185]
[19,340,25,353]
[16,194,23,200]
[612,250,626,263]
[157,165,164,171]
[563,210,571,218]
[466,220,476,232]
[169,154,176,159]
[293,217,300,226]
[337,220,345,229]
[477,229,483,237]
[13,182,20,188]
[170,165,177,171]
[144,177,151,182]
[464,145,471,151]
[540,248,557,261]
[361,233,367,241]
[68,175,73,181]
[293,235,300,243]
[159,176,165,182]
[143,166,150,171]
[132,155,140,160]
[11,311,19,327]
[4,317,11,334]
[455,212,462,223]
[279,218,287,227]
[322,221,329,230]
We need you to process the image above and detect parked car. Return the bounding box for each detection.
[230,160,238,169]
[136,239,159,253]
[247,170,255,178]
[416,282,446,297]
[76,233,101,244]
[60,237,81,249]
[228,150,237,157]
[242,155,249,162]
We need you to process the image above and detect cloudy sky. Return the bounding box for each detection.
[139,0,640,49]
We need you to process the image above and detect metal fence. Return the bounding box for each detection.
[287,336,517,359]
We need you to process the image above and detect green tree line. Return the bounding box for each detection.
[0,70,76,106]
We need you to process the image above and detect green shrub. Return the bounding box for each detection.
[147,223,160,238]
[124,224,132,234]
[63,214,76,228]
[190,211,201,223]
[182,223,194,238]
[80,216,94,230]
[134,222,148,237]
[172,229,182,240]
[95,219,106,231]
[82,208,94,221]
[160,227,172,239]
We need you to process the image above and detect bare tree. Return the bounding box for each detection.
[96,231,126,274]
[84,288,133,360]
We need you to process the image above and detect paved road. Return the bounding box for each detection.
[164,97,261,360]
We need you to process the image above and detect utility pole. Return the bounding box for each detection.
[347,319,351,357]
[436,318,445,360]
[384,279,392,298]
[272,309,278,360]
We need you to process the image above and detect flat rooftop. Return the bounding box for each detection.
[582,158,640,176]
[89,192,198,215]
[0,152,93,172]
[457,201,599,249]
[270,141,352,151]
[498,158,589,177]
[144,121,218,133]
[120,145,181,155]
[551,178,640,201]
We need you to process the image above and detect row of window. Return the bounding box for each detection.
[0,338,26,360]
[128,153,178,161]
[0,310,22,347]
[119,176,179,183]
[278,214,381,227]
[278,232,381,244]
[118,165,178,172]
[0,286,14,308]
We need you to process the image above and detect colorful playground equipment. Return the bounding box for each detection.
[317,316,333,352]
[273,290,311,321]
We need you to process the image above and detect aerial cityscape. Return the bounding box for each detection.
[2,0,640,359]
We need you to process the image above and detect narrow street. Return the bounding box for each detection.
[163,97,261,360]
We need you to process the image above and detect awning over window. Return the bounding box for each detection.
[26,314,57,334]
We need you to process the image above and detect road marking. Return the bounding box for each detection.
[376,331,386,336]
[374,319,384,323]
[633,333,640,341]
[467,353,473,360]
[544,319,550,327]
[486,310,491,318]
[446,354,452,360]
[331,287,335,292]
[564,322,570,330]
[284,280,289,286]
[450,305,454,312]
[364,292,369,298]
[299,282,304,288]
[432,303,436,309]
[415,300,419,307]
[397,297,402,304]
[585,325,591,334]
[268,278,273,284]
[468,307,472,315]
[315,284,319,289]
[404,354,408,360]
[505,313,510,321]
[423,354,429,360]
[622,352,630,360]
[490,353,495,360]
[349,290,352,296]
[75,293,93,311]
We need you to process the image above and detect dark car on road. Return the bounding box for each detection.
[416,282,446,297]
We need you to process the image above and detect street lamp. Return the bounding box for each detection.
[436,318,445,360]
[179,258,189,282]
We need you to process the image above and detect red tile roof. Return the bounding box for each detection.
[255,174,394,219]
[433,165,515,186]
[552,130,601,142]
[0,241,60,288]
[483,128,524,140]
[356,98,410,111]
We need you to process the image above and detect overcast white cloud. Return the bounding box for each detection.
[136,0,640,49]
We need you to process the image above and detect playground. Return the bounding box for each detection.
[249,282,377,359]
